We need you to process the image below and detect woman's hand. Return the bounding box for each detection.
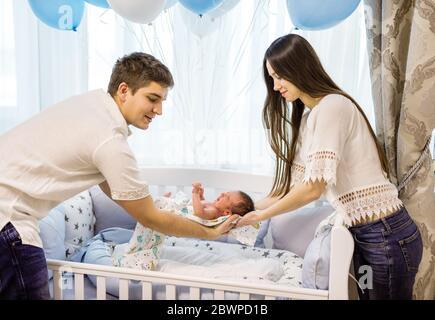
[236,210,261,228]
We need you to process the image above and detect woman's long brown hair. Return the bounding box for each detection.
[263,34,389,198]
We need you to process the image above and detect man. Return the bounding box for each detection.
[0,52,237,299]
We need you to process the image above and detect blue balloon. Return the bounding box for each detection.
[84,0,110,9]
[28,0,85,31]
[287,0,361,31]
[164,0,178,10]
[179,0,224,16]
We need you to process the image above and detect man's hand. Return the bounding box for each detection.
[207,215,239,240]
[235,210,261,228]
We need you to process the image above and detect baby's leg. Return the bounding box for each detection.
[163,192,172,198]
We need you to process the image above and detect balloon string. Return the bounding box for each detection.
[98,9,110,25]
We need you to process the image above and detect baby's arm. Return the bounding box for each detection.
[192,189,219,220]
[194,203,220,220]
[192,191,205,217]
[192,182,219,219]
[192,182,205,200]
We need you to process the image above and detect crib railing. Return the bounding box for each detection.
[140,166,273,200]
[329,215,354,300]
[47,259,329,300]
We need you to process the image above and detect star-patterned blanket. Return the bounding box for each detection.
[159,237,303,287]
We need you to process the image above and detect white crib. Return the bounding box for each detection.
[47,167,354,300]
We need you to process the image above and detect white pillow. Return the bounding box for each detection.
[64,191,95,259]
[39,205,66,279]
[301,212,336,290]
[314,212,336,236]
[89,186,137,233]
[271,205,334,257]
[39,206,66,259]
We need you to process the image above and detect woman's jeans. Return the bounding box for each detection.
[349,207,423,300]
[0,222,50,300]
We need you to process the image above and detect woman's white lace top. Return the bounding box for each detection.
[290,94,402,226]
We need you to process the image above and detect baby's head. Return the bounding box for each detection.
[213,191,255,217]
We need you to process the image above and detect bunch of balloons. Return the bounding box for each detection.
[27,0,233,31]
[27,0,168,31]
[28,0,361,32]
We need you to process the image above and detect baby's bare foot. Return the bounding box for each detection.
[163,192,172,198]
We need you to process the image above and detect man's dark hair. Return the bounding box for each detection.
[107,52,174,97]
[232,191,255,216]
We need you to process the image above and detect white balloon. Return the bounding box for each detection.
[108,0,165,24]
[207,0,239,19]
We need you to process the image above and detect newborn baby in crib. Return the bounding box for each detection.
[111,183,255,271]
[189,182,254,220]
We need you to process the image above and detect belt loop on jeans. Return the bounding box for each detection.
[381,217,392,234]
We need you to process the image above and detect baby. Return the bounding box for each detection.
[112,183,255,271]
[173,182,254,220]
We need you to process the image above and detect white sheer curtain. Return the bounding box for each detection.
[37,14,88,110]
[1,0,373,175]
[88,0,373,175]
[0,0,16,109]
[0,1,39,133]
[0,0,88,134]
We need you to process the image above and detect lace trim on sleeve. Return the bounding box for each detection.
[111,185,150,201]
[303,150,338,185]
[291,162,305,187]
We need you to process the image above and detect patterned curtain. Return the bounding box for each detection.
[363,0,435,299]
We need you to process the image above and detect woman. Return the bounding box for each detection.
[236,34,423,300]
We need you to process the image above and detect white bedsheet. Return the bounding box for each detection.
[158,237,303,286]
[159,258,284,282]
